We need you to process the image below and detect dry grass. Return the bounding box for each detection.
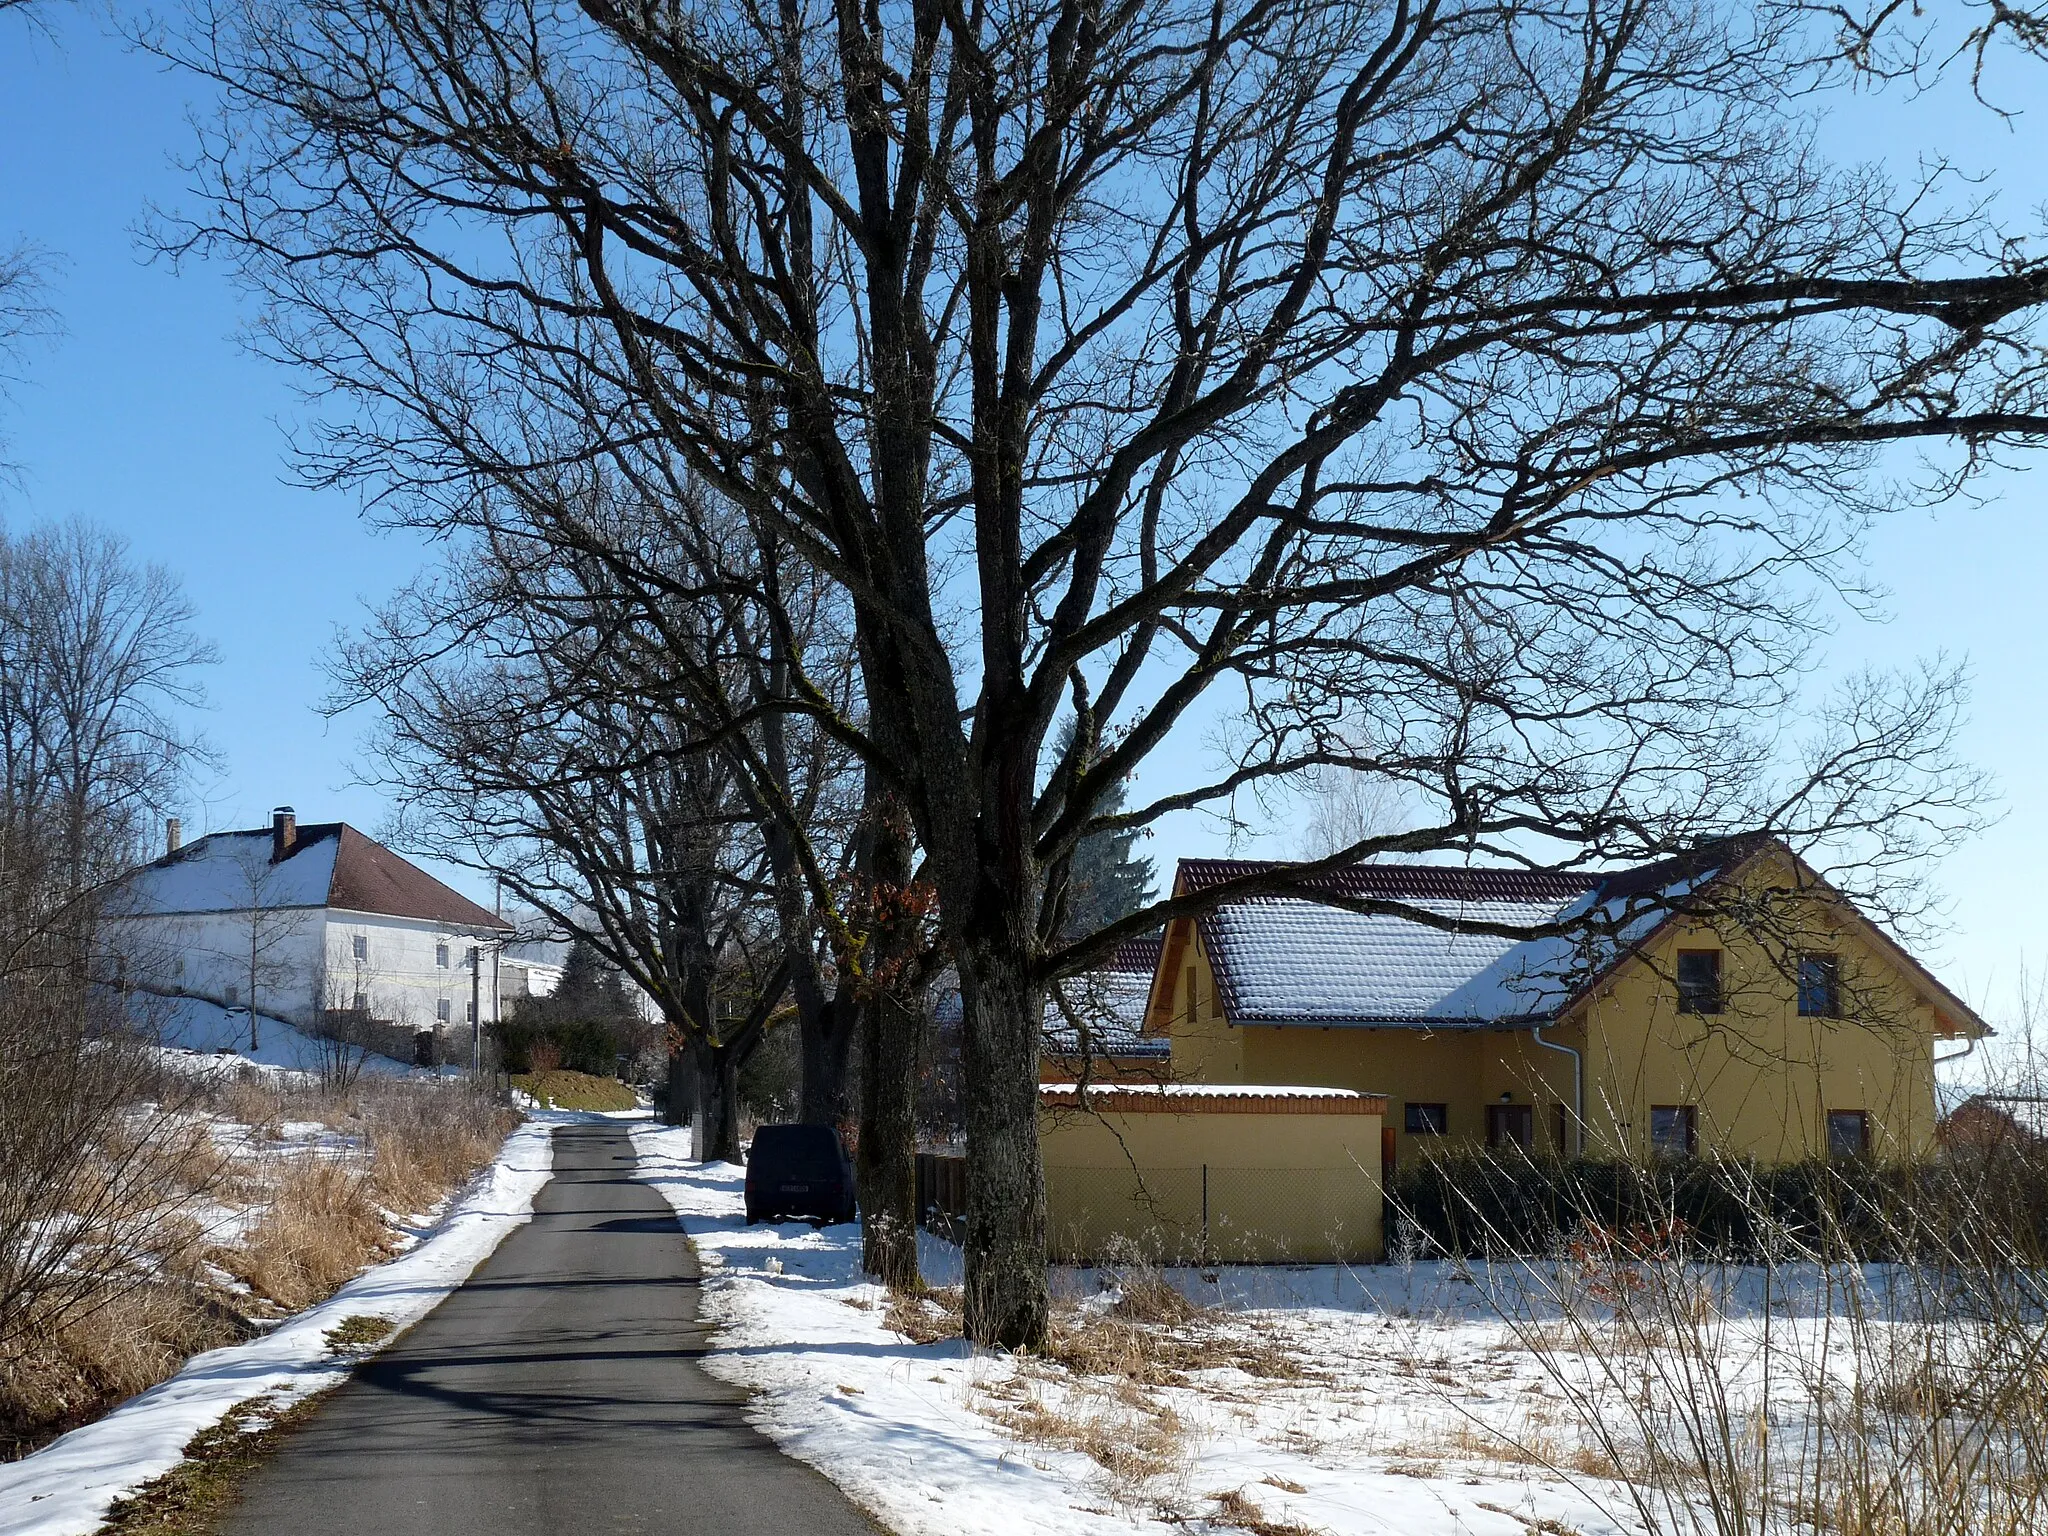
[1043,1291,1301,1385]
[322,1315,395,1354]
[885,1286,963,1345]
[213,1161,393,1311]
[1,1075,516,1459]
[986,1374,1197,1511]
[0,1280,253,1459]
[1209,1486,1329,1536]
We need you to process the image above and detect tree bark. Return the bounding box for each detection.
[662,1039,692,1127]
[957,940,1048,1347]
[798,994,855,1126]
[857,990,923,1289]
[691,1031,746,1164]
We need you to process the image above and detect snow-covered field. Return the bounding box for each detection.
[633,1123,1648,1536]
[0,1116,556,1536]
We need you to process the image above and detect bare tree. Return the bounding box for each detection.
[163,0,2048,1343]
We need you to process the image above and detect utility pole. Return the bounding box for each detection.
[470,943,483,1076]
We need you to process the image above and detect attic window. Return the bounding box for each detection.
[352,935,369,962]
[1797,955,1840,1017]
[1677,950,1722,1015]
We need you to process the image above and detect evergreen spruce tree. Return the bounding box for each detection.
[1057,721,1156,937]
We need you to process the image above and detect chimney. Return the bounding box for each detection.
[165,817,182,857]
[272,806,297,863]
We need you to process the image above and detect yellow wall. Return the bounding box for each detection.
[1572,858,1947,1161]
[1039,1101,1385,1263]
[1146,853,1961,1166]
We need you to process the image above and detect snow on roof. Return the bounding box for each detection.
[1043,966,1169,1057]
[113,828,340,916]
[110,822,511,931]
[1186,852,1734,1028]
[1039,1080,1384,1113]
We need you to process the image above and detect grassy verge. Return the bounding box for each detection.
[97,1393,328,1536]
[510,1070,636,1111]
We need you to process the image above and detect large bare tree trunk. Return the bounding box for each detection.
[857,991,923,1289]
[957,940,1048,1348]
[662,1039,692,1127]
[855,784,926,1287]
[798,994,855,1126]
[691,1032,745,1163]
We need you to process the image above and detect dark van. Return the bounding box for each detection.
[744,1124,857,1226]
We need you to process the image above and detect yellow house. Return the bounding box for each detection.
[1139,838,1985,1172]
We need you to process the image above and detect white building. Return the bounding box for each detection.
[107,807,514,1054]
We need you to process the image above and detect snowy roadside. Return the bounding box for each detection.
[0,1115,558,1536]
[630,1121,1638,1536]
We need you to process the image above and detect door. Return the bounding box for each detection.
[1486,1104,1534,1151]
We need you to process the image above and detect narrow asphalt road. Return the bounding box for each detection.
[218,1122,880,1536]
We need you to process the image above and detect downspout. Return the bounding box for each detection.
[1532,1020,1583,1157]
[1933,1032,1982,1068]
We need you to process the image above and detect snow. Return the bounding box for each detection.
[0,1118,555,1536]
[1205,872,1711,1026]
[107,829,339,917]
[628,1123,1644,1536]
[1203,895,1581,1024]
[145,996,460,1080]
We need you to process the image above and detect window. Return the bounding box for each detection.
[352,990,368,1014]
[1184,965,1198,1024]
[1798,954,1841,1017]
[1677,950,1723,1015]
[436,998,451,1024]
[466,1000,477,1025]
[225,984,239,1005]
[1650,1105,1698,1157]
[1828,1110,1869,1160]
[352,935,368,962]
[1405,1102,1448,1135]
[436,943,450,969]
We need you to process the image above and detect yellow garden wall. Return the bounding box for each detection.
[1038,1092,1386,1263]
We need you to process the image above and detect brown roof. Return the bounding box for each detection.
[324,824,511,931]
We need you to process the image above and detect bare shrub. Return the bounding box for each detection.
[1408,1140,2048,1536]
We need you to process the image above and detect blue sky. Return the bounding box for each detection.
[3,9,2046,1039]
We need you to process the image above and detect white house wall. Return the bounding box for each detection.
[323,910,505,1034]
[107,907,328,1029]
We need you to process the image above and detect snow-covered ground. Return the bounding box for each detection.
[632,1123,1648,1536]
[0,1117,556,1536]
[147,995,464,1081]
